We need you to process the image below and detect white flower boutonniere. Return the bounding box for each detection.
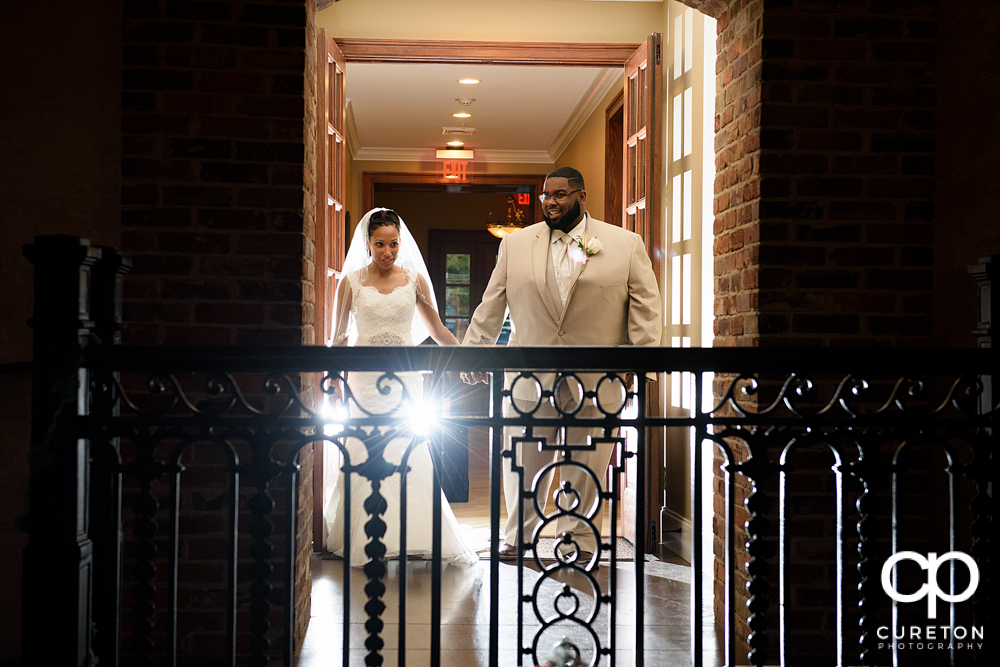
[568,232,602,271]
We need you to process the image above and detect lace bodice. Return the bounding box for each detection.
[347,269,417,346]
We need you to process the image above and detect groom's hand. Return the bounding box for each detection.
[461,371,489,385]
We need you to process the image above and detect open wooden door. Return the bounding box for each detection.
[313,28,347,551]
[620,33,663,552]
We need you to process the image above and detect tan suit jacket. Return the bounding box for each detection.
[464,213,663,401]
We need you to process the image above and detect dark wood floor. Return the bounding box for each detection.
[298,433,724,666]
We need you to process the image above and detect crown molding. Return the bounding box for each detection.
[474,150,554,164]
[547,68,622,163]
[353,147,433,162]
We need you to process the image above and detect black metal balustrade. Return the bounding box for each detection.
[22,236,995,667]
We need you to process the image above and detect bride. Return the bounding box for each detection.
[322,207,478,565]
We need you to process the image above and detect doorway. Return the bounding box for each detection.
[314,37,667,553]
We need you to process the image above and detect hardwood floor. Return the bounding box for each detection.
[298,429,723,666]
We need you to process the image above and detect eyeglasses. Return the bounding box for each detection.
[538,189,582,203]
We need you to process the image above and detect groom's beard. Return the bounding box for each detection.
[543,200,583,233]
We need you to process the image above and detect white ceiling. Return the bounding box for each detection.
[345,63,620,164]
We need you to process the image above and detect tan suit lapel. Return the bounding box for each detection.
[558,214,591,324]
[532,224,561,324]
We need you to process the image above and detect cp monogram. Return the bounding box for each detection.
[881,551,980,619]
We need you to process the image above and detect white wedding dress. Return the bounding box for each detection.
[323,268,478,565]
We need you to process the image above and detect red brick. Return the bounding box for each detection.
[793,314,859,334]
[831,156,897,175]
[160,92,236,115]
[234,328,302,346]
[194,303,265,325]
[867,269,932,290]
[129,254,195,276]
[798,38,867,61]
[199,256,268,276]
[163,326,232,345]
[159,232,231,254]
[867,223,932,243]
[832,293,896,314]
[235,234,302,256]
[796,178,862,197]
[797,131,863,152]
[270,304,304,327]
[829,247,895,267]
[199,71,267,94]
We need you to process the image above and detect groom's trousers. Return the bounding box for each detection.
[501,384,616,554]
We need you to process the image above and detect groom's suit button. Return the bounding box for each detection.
[558,330,565,336]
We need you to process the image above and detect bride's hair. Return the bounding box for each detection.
[366,208,401,239]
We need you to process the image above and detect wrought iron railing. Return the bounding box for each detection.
[22,236,995,667]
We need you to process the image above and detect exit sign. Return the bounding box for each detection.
[442,161,468,181]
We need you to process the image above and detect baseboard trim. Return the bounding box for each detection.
[659,506,692,563]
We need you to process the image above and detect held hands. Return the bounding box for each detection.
[460,371,489,385]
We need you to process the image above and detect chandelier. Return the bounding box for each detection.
[487,195,527,238]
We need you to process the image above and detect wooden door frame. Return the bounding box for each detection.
[322,38,665,553]
[604,89,625,228]
[336,39,639,67]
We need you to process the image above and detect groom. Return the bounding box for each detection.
[462,167,663,560]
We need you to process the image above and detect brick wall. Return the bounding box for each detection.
[712,0,938,661]
[119,0,316,659]
[715,0,937,351]
[713,0,764,657]
[121,0,314,348]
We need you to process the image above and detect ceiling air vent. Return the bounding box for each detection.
[442,127,476,135]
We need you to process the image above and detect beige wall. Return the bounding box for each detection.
[318,0,663,43]
[554,74,625,222]
[373,191,507,259]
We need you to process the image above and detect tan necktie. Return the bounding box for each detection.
[555,234,575,305]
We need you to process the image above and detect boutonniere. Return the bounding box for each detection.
[568,232,602,271]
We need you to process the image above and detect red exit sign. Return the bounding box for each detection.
[442,161,468,181]
[517,193,530,206]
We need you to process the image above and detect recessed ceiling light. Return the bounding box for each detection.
[458,79,480,85]
[447,140,465,146]
[452,112,472,118]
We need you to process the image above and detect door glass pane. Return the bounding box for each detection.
[445,317,470,341]
[639,64,647,126]
[445,286,470,317]
[684,87,693,157]
[445,254,470,284]
[674,15,682,80]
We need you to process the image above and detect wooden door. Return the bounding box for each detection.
[427,230,503,502]
[313,29,347,551]
[621,34,663,551]
[427,229,502,345]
